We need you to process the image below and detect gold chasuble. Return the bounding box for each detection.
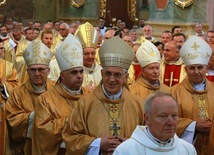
[15,39,30,72]
[5,79,54,155]
[62,84,144,155]
[171,77,214,155]
[0,59,19,155]
[208,115,214,154]
[15,39,31,84]
[0,59,19,92]
[130,77,170,100]
[32,80,91,155]
[3,39,16,64]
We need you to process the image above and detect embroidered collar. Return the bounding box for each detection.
[61,82,82,95]
[84,63,95,74]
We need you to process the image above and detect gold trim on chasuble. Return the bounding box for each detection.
[85,74,95,86]
[102,103,123,136]
[193,94,209,119]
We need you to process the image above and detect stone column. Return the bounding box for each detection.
[33,0,57,22]
[207,0,214,30]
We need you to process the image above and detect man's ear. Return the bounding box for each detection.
[47,68,50,74]
[60,72,64,79]
[205,65,209,71]
[141,68,144,76]
[101,70,104,78]
[125,72,129,80]
[184,66,187,72]
[144,113,150,126]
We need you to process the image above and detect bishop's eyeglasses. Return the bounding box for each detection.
[103,71,127,79]
[27,67,49,74]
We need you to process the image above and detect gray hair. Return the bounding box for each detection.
[144,91,177,114]
[129,29,138,34]
[195,22,202,28]
[60,23,69,30]
[142,25,153,31]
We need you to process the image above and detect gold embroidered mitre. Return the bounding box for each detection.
[23,40,53,66]
[55,33,83,72]
[75,22,99,48]
[180,36,212,66]
[136,40,160,67]
[99,36,135,70]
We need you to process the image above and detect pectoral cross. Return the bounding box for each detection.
[110,121,120,136]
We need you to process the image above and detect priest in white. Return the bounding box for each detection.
[113,91,197,155]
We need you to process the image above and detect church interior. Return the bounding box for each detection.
[1,1,214,155]
[0,0,213,39]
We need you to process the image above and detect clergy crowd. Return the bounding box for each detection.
[0,15,214,155]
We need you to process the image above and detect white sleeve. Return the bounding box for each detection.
[26,111,35,138]
[85,138,101,155]
[1,83,9,99]
[60,118,69,148]
[180,121,196,144]
[48,60,60,81]
[60,142,66,148]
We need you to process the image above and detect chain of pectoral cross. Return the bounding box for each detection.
[101,101,124,136]
[191,94,209,119]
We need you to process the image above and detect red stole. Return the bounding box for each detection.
[164,64,181,87]
[2,38,9,42]
[133,63,141,80]
[206,75,214,82]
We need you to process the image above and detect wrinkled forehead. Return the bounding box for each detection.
[185,64,207,70]
[103,66,124,73]
[151,95,178,109]
[28,64,49,68]
[0,26,7,30]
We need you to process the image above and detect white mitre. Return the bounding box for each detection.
[23,40,53,66]
[180,36,212,66]
[55,33,83,72]
[136,40,161,67]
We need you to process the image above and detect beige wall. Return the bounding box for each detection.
[207,0,214,30]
